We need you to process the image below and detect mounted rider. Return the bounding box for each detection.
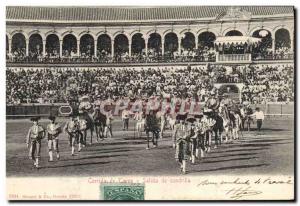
[145,109,160,149]
[205,90,220,113]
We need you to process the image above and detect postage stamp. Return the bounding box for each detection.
[100,184,145,200]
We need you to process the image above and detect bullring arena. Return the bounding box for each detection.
[6,6,294,176]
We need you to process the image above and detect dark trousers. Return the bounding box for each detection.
[257,119,263,131]
[123,119,129,130]
[78,130,87,145]
[146,129,159,148]
[29,139,41,160]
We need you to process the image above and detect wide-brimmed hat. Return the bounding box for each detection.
[48,116,56,121]
[30,117,40,122]
[186,117,196,123]
[194,114,203,119]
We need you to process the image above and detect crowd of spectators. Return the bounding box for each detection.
[241,64,294,104]
[6,64,294,105]
[6,47,217,64]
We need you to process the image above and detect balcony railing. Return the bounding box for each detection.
[217,53,251,62]
[5,54,217,64]
[6,52,294,65]
[252,53,294,61]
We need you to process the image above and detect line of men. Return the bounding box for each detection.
[25,105,264,169]
[171,106,265,174]
[26,113,110,169]
[172,111,237,175]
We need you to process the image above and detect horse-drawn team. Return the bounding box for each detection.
[26,93,264,173]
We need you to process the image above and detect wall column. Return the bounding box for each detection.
[178,38,181,54]
[94,39,98,57]
[162,38,165,56]
[272,39,275,54]
[42,39,46,57]
[195,36,198,50]
[291,34,294,53]
[145,37,148,55]
[25,38,29,56]
[8,38,12,54]
[59,40,63,57]
[77,40,80,56]
[128,39,132,57]
[111,40,114,58]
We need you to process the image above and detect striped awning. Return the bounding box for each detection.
[215,36,261,45]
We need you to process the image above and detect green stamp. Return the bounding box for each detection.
[101,183,145,200]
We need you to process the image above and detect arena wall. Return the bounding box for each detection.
[6,59,294,68]
[6,103,294,119]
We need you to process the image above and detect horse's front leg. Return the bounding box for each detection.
[241,118,245,131]
[90,128,93,145]
[84,130,87,146]
[247,120,251,132]
[219,130,223,145]
[95,126,99,142]
[160,122,164,139]
[135,123,140,138]
[213,129,218,149]
[207,131,212,152]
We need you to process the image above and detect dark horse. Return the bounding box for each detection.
[93,108,107,141]
[78,111,95,145]
[212,112,224,147]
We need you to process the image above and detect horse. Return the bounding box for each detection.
[167,115,176,131]
[241,106,254,131]
[156,111,168,139]
[218,104,232,142]
[134,111,146,138]
[78,111,95,145]
[92,108,107,141]
[211,112,224,148]
[144,111,160,149]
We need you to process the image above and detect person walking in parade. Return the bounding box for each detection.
[122,108,130,131]
[46,116,62,162]
[104,110,114,138]
[175,121,192,174]
[26,117,45,168]
[251,107,265,131]
[64,114,79,156]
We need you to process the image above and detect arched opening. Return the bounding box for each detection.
[29,34,43,56]
[225,30,243,36]
[198,32,216,49]
[114,34,129,58]
[80,34,94,57]
[198,32,216,61]
[252,29,272,59]
[131,33,145,55]
[97,34,111,57]
[164,32,178,58]
[181,32,195,51]
[46,34,60,57]
[11,33,26,56]
[148,33,162,57]
[275,28,291,50]
[6,35,9,54]
[62,34,77,57]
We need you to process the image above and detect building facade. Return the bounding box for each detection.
[6,6,294,62]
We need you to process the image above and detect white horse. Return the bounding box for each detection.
[134,112,145,138]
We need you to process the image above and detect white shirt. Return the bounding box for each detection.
[252,111,265,120]
[122,110,130,120]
